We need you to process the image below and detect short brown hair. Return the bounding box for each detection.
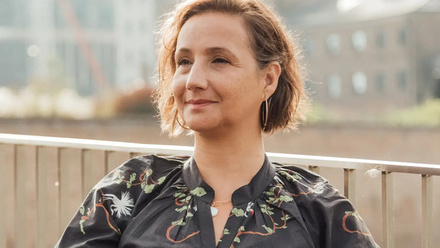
[154,0,308,136]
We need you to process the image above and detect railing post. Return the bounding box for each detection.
[56,147,62,236]
[308,165,320,174]
[344,169,356,205]
[381,171,394,248]
[81,149,86,199]
[0,144,16,248]
[421,175,433,248]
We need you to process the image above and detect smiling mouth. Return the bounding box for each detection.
[185,99,217,107]
[186,99,215,105]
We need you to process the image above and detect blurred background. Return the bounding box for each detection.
[0,0,440,247]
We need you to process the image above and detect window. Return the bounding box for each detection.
[0,40,27,86]
[376,30,386,48]
[327,74,342,99]
[352,72,367,95]
[327,34,341,55]
[375,73,386,93]
[398,28,408,46]
[352,30,367,52]
[398,70,408,91]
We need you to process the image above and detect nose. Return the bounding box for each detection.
[186,61,208,90]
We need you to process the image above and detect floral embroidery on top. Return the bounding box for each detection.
[166,185,203,243]
[103,191,134,218]
[78,167,167,235]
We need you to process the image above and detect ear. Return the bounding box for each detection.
[262,61,281,99]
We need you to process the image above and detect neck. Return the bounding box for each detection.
[193,125,265,200]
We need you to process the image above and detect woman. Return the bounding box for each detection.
[56,0,378,247]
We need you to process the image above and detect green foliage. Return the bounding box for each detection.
[114,87,156,115]
[385,99,440,127]
[305,100,440,127]
[305,103,340,124]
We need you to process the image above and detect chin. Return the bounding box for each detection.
[187,121,222,134]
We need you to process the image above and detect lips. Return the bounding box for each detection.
[185,99,217,108]
[186,99,216,104]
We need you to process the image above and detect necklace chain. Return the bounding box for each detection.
[211,199,232,207]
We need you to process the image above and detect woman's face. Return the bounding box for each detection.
[172,12,267,134]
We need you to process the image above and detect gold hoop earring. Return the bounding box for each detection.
[262,96,269,131]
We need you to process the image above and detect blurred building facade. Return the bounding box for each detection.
[0,0,156,96]
[277,0,440,115]
[1,0,440,115]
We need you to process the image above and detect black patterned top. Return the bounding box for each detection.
[56,155,379,248]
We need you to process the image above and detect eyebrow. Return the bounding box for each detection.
[175,46,239,61]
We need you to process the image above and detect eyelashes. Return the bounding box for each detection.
[177,58,191,66]
[176,57,231,67]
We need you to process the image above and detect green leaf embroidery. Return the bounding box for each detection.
[126,173,136,188]
[79,205,85,215]
[115,173,124,184]
[111,169,122,181]
[262,225,274,234]
[143,183,155,194]
[79,219,86,234]
[264,190,275,196]
[239,226,245,231]
[157,176,167,185]
[231,208,245,217]
[172,219,186,226]
[175,206,188,212]
[278,195,293,203]
[280,170,302,182]
[190,187,207,197]
[173,192,186,199]
[234,237,241,243]
[260,204,274,215]
[145,169,153,177]
[223,228,230,235]
[281,214,291,221]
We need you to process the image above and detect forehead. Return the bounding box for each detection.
[176,12,252,52]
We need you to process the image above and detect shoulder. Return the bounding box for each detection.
[272,162,331,198]
[91,154,189,200]
[99,155,188,185]
[115,154,188,173]
[272,163,378,247]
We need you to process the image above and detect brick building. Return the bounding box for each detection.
[277,0,440,116]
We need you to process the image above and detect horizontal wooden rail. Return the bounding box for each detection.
[0,133,439,248]
[1,133,439,175]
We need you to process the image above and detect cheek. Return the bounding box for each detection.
[172,75,186,99]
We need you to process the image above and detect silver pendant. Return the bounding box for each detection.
[210,206,219,217]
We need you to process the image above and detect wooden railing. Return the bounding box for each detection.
[0,133,438,248]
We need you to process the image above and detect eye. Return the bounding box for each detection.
[212,57,230,64]
[177,58,191,66]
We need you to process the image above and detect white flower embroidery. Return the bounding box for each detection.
[103,191,135,218]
